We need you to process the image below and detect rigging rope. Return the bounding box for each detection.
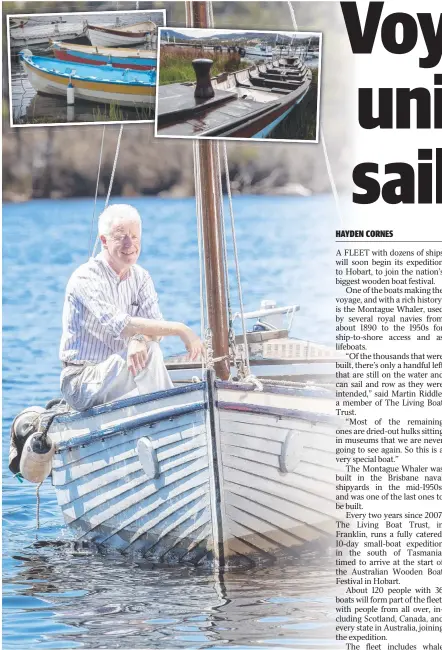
[207,0,215,29]
[215,145,234,333]
[221,142,251,377]
[287,1,298,29]
[36,481,42,530]
[88,125,106,258]
[286,0,343,225]
[185,1,193,28]
[91,124,124,257]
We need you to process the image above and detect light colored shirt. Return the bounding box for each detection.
[60,252,163,364]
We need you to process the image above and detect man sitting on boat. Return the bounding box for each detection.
[59,204,204,412]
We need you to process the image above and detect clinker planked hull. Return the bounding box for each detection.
[49,371,337,567]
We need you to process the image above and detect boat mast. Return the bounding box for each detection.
[190,0,230,381]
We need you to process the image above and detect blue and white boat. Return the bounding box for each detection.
[19,51,156,107]
[44,368,337,566]
[11,0,336,569]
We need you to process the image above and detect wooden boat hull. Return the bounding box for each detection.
[249,88,310,138]
[20,55,156,107]
[9,22,85,47]
[157,62,312,139]
[51,41,156,70]
[86,22,155,48]
[50,384,214,564]
[215,381,337,564]
[49,372,338,567]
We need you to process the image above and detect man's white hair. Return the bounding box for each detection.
[98,204,142,238]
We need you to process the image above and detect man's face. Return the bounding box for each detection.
[101,218,141,274]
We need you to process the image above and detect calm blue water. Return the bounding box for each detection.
[3,194,336,649]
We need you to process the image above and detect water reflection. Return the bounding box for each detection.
[8,12,159,126]
[6,542,336,649]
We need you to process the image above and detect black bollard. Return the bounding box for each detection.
[192,58,215,99]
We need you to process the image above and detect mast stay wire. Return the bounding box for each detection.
[91,124,124,257]
[221,143,258,383]
[215,144,234,337]
[287,0,343,225]
[88,125,106,258]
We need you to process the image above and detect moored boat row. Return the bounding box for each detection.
[12,15,161,114]
[16,19,160,110]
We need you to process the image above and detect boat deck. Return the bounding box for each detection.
[157,83,280,137]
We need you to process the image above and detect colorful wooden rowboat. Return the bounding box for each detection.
[51,41,157,71]
[156,59,312,139]
[86,20,156,48]
[19,52,156,107]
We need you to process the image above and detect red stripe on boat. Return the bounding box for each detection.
[53,49,155,70]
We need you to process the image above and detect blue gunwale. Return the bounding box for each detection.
[217,400,339,425]
[215,380,334,400]
[19,53,156,87]
[55,401,207,453]
[59,48,156,68]
[55,382,207,424]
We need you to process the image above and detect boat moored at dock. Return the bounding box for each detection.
[19,51,156,107]
[9,20,86,48]
[244,44,274,58]
[51,41,157,71]
[156,57,312,139]
[86,20,156,48]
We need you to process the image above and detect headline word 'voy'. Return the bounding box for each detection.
[341,1,442,68]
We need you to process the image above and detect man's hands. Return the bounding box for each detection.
[124,320,205,367]
[127,337,149,377]
[179,326,205,362]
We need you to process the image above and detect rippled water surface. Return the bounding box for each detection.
[3,194,336,649]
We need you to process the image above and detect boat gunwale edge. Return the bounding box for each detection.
[55,401,207,453]
[54,381,206,424]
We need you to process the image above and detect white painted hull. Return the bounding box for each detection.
[245,47,273,57]
[86,28,150,48]
[24,63,155,107]
[49,374,338,566]
[50,385,213,563]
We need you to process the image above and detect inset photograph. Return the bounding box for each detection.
[155,27,321,142]
[7,9,165,127]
